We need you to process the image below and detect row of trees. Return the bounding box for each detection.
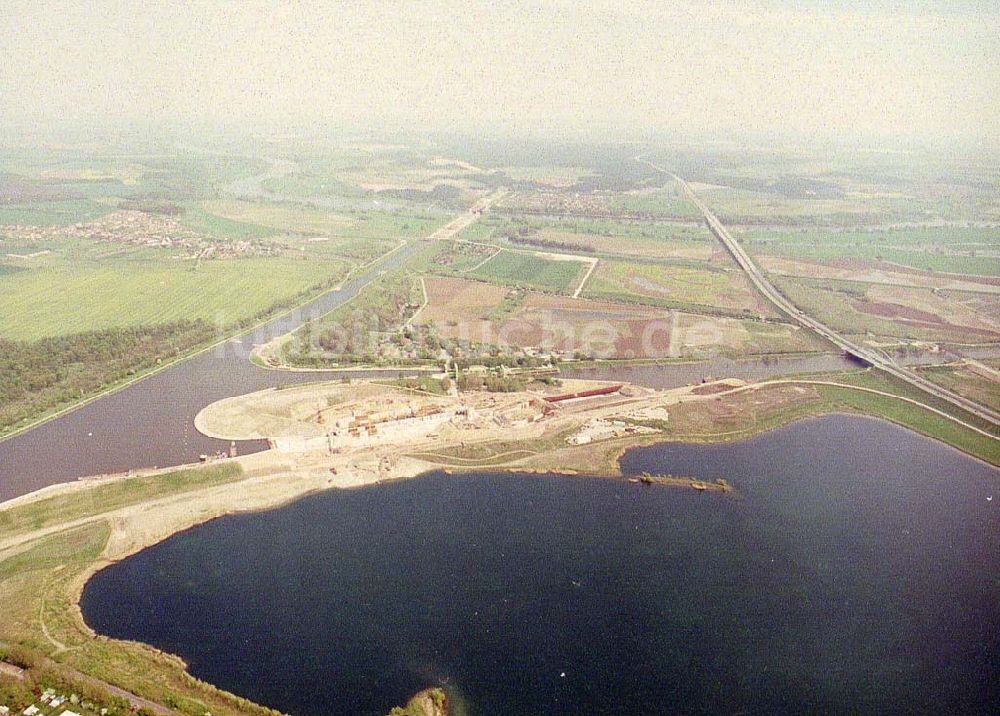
[456,372,525,393]
[506,234,596,253]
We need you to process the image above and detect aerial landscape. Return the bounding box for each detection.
[0,2,998,715]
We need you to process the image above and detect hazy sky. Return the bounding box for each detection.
[2,1,997,145]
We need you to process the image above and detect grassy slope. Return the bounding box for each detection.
[817,369,999,429]
[0,464,243,534]
[813,384,998,463]
[917,364,1000,413]
[0,464,283,716]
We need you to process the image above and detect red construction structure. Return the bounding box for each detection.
[543,384,623,403]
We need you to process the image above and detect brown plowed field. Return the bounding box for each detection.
[415,276,812,359]
[419,276,507,321]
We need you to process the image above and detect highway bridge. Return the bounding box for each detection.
[643,160,1000,432]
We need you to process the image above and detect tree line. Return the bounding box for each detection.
[0,320,214,433]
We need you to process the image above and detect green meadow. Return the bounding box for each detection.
[470,249,584,292]
[0,253,348,340]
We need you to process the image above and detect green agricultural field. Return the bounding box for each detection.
[584,259,762,314]
[347,210,448,241]
[698,186,930,225]
[199,200,447,249]
[741,227,1000,276]
[261,173,367,198]
[180,201,450,256]
[276,234,399,263]
[743,226,1000,247]
[57,179,155,199]
[609,188,702,218]
[0,199,113,226]
[198,200,402,262]
[470,250,584,292]
[0,253,348,340]
[461,214,716,260]
[178,203,278,241]
[452,218,498,243]
[202,199,359,235]
[155,152,270,191]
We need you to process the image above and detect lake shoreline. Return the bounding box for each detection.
[1,384,996,716]
[77,416,1000,715]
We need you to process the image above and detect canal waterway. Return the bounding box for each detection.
[81,414,1000,716]
[0,298,983,502]
[0,243,424,501]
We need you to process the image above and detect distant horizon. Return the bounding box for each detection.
[2,1,997,153]
[1,118,998,162]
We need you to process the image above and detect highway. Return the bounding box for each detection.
[643,160,1000,432]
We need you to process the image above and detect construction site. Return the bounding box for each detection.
[190,373,791,496]
[195,378,638,456]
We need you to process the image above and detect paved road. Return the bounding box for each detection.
[643,160,1000,432]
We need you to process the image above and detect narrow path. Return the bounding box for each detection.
[407,448,539,465]
[572,258,599,298]
[407,277,429,326]
[667,309,680,358]
[464,247,503,273]
[0,645,172,715]
[39,588,74,655]
[967,358,1000,380]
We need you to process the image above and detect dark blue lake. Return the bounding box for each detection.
[80,414,1000,715]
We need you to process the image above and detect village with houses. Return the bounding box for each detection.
[3,209,277,261]
[2,685,92,716]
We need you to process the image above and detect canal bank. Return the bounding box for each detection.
[0,242,425,501]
